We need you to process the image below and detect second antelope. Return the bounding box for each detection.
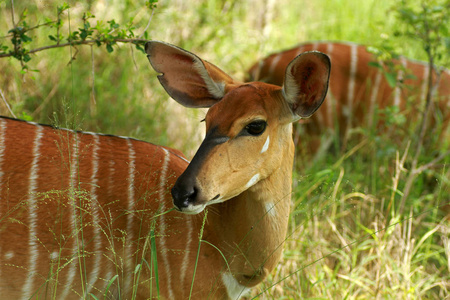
[247,41,450,152]
[0,41,330,299]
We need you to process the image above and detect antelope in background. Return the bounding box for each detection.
[0,41,330,299]
[247,41,450,153]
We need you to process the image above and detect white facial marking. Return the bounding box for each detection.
[261,135,270,154]
[265,202,276,217]
[245,174,260,189]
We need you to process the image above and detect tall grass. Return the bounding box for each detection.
[0,0,448,299]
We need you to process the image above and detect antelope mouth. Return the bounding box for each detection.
[176,202,207,215]
[174,194,225,214]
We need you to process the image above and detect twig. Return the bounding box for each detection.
[0,87,16,118]
[413,150,450,175]
[90,45,96,116]
[0,21,56,39]
[388,142,409,219]
[33,82,59,116]
[139,7,155,39]
[10,0,16,28]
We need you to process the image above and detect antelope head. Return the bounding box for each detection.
[146,41,330,214]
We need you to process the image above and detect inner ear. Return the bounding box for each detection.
[146,41,235,108]
[282,51,331,118]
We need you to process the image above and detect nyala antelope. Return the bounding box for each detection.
[247,41,450,152]
[0,41,330,299]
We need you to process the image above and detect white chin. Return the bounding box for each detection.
[179,203,206,215]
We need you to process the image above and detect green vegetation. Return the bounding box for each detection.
[0,0,448,299]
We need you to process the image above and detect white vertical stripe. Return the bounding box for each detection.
[158,148,174,299]
[180,216,193,288]
[419,65,430,103]
[0,118,6,187]
[86,134,101,296]
[252,60,264,81]
[108,158,115,199]
[0,118,4,284]
[268,54,282,79]
[124,138,136,294]
[21,125,44,300]
[347,44,358,127]
[294,46,305,57]
[394,57,407,107]
[368,69,383,128]
[60,133,80,300]
[325,43,334,54]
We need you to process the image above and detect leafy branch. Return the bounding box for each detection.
[365,0,449,215]
[0,1,158,68]
[397,0,449,213]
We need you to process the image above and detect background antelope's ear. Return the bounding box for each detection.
[145,41,235,108]
[282,51,331,119]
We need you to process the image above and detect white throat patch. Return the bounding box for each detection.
[265,202,277,216]
[221,272,250,299]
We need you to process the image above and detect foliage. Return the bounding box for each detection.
[0,1,156,70]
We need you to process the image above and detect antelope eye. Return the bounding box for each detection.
[245,121,267,136]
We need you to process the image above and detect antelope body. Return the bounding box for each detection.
[247,41,450,152]
[0,41,330,299]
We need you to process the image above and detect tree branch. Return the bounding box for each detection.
[0,38,149,58]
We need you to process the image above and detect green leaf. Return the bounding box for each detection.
[368,61,383,69]
[405,73,417,80]
[20,112,33,121]
[135,44,146,54]
[80,30,88,40]
[23,54,31,63]
[104,275,119,297]
[106,44,114,53]
[20,34,32,43]
[384,71,397,88]
[57,2,70,14]
[146,0,158,9]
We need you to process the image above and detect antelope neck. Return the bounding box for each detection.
[205,132,294,287]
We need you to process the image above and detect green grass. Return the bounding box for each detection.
[0,0,449,299]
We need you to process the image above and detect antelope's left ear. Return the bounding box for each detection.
[282,51,330,120]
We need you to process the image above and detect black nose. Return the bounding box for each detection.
[171,185,198,210]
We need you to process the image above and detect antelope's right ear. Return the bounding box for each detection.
[145,41,235,108]
[282,51,330,120]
